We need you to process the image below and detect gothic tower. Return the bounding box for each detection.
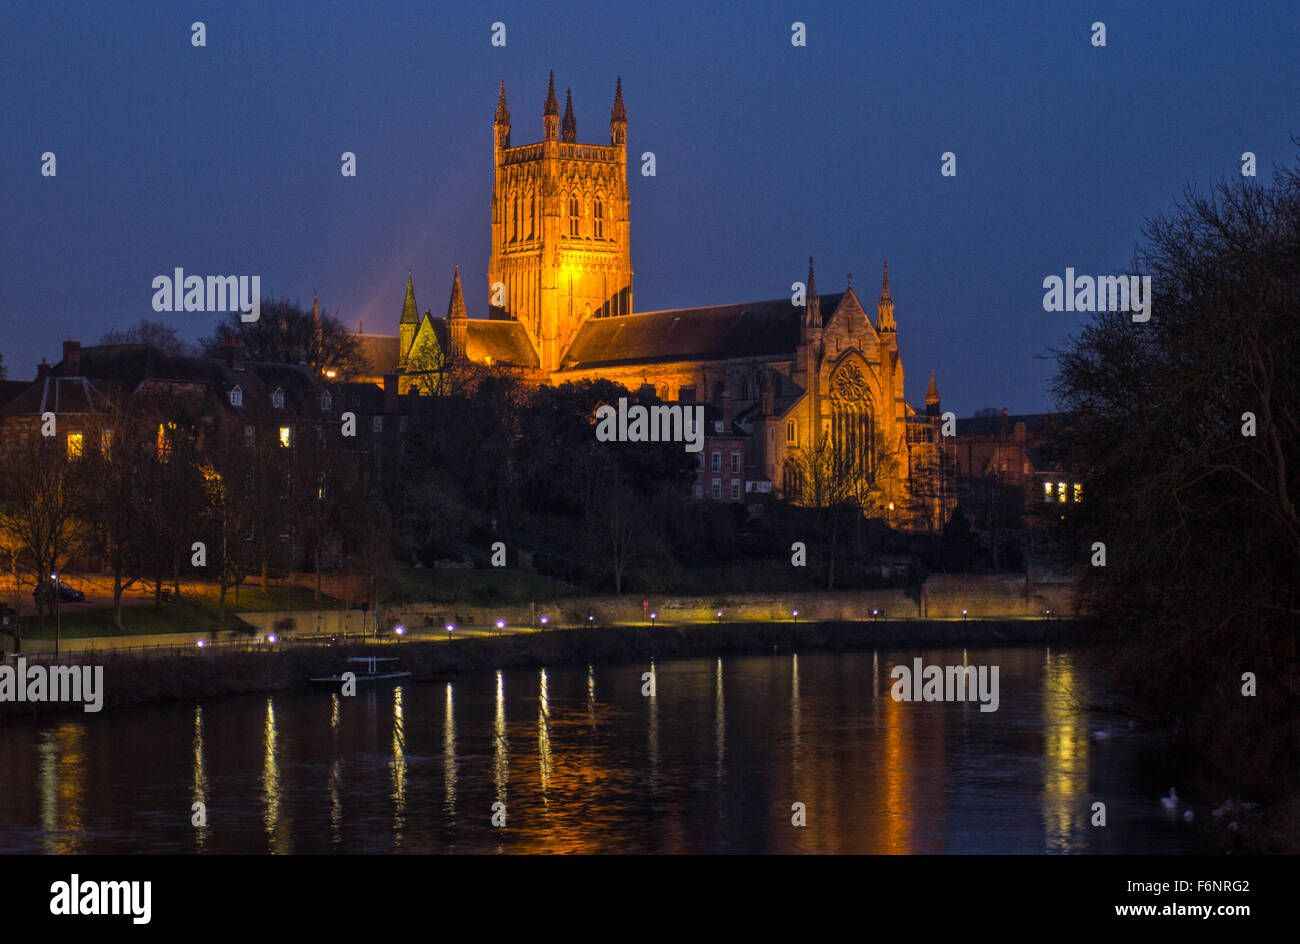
[488,73,633,372]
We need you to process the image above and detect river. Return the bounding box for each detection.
[0,646,1213,853]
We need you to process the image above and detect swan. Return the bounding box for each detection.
[1160,788,1179,810]
[1091,727,1111,741]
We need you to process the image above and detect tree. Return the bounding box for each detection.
[202,297,372,380]
[1052,154,1300,813]
[0,434,93,632]
[98,319,193,356]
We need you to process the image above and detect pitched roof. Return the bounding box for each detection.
[559,293,843,371]
[466,320,540,368]
[356,334,401,376]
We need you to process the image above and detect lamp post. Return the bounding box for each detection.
[52,572,60,659]
[649,611,657,628]
[446,623,455,640]
[496,619,505,636]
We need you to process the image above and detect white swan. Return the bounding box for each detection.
[1161,788,1179,810]
[1091,727,1111,741]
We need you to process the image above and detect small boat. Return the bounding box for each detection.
[311,656,412,689]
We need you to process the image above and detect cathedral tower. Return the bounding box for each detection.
[488,74,633,372]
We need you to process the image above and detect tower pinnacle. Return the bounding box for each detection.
[494,80,511,148]
[543,70,559,140]
[562,88,577,142]
[610,76,627,146]
[877,261,896,332]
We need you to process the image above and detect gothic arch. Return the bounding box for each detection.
[827,354,875,476]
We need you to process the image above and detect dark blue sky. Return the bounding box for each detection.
[3,0,1296,413]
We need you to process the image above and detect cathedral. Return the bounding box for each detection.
[365,73,947,528]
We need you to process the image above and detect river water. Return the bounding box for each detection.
[0,647,1213,854]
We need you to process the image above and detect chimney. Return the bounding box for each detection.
[62,337,81,376]
[220,336,244,370]
[36,358,51,381]
[383,372,398,413]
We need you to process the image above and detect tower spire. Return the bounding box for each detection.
[925,370,941,417]
[401,270,419,325]
[562,87,577,142]
[877,260,896,332]
[494,80,511,148]
[610,76,627,146]
[447,264,467,321]
[447,265,467,363]
[805,255,820,327]
[543,70,560,140]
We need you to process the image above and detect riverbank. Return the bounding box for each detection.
[0,617,1075,718]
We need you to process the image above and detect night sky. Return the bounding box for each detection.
[3,0,1296,413]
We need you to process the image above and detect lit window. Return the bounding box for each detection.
[593,198,604,238]
[100,429,112,459]
[569,195,580,236]
[272,388,285,409]
[279,426,291,448]
[373,415,383,433]
[317,473,326,501]
[321,393,332,412]
[711,451,721,473]
[1073,483,1082,503]
[67,432,83,460]
[1057,481,1067,503]
[787,420,796,444]
[230,385,243,407]
[157,422,176,460]
[1043,482,1052,502]
[244,424,255,447]
[731,453,740,474]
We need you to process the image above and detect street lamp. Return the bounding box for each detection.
[961,608,968,621]
[716,610,723,623]
[649,611,657,627]
[394,625,405,638]
[495,619,505,635]
[539,615,549,629]
[51,572,60,659]
[446,623,455,639]
[791,609,798,621]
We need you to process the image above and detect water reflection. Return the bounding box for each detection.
[1042,650,1088,852]
[391,687,407,845]
[192,705,209,851]
[39,722,85,854]
[0,648,1209,855]
[443,682,456,820]
[262,698,290,853]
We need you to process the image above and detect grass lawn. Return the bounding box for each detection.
[16,581,338,640]
[389,567,579,604]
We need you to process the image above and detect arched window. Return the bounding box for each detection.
[528,191,535,238]
[512,194,519,241]
[786,419,796,444]
[829,362,872,478]
[569,195,580,236]
[272,387,285,409]
[593,197,604,238]
[320,392,332,412]
[230,385,243,407]
[783,461,803,501]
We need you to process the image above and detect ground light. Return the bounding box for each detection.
[539,615,549,628]
[196,639,206,648]
[266,633,278,644]
[395,625,405,637]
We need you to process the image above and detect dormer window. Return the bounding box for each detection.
[321,392,332,412]
[272,388,285,409]
[230,385,243,407]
